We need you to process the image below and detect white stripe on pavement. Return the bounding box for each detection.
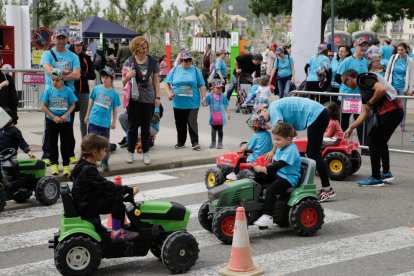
[107,173,177,185]
[394,272,414,276]
[0,181,205,225]
[0,208,358,274]
[187,227,414,275]
[0,228,57,252]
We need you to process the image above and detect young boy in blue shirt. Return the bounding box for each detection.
[253,122,301,227]
[40,69,78,176]
[84,66,121,171]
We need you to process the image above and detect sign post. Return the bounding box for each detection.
[99,32,104,49]
[230,31,239,82]
[165,32,171,72]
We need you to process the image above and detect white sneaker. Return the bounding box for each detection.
[254,214,273,227]
[126,151,134,163]
[241,103,247,107]
[226,172,237,181]
[143,152,151,165]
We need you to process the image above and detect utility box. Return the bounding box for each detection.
[0,26,15,68]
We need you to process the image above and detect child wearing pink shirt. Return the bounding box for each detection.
[323,102,344,146]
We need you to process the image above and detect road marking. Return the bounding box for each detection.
[0,181,205,225]
[394,272,414,276]
[187,227,414,275]
[0,208,358,274]
[108,173,177,185]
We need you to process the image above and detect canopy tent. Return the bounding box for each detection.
[82,16,139,39]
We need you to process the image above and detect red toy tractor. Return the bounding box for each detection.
[293,138,361,180]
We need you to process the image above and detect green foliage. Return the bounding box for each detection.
[347,21,360,34]
[103,5,121,25]
[0,0,4,25]
[370,17,383,33]
[62,0,101,24]
[38,0,64,29]
[375,0,414,22]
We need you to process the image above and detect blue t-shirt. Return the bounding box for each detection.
[214,59,227,77]
[274,55,294,78]
[409,52,414,59]
[274,142,301,187]
[151,106,161,131]
[249,84,259,97]
[268,97,325,131]
[89,85,121,128]
[331,58,343,88]
[206,93,229,126]
[40,85,78,122]
[380,59,389,68]
[40,48,81,91]
[306,54,331,82]
[165,65,205,109]
[379,45,393,60]
[246,131,273,162]
[337,56,368,98]
[392,58,407,91]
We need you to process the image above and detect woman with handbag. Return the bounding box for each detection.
[268,46,295,99]
[343,69,403,187]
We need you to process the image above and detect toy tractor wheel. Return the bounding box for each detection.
[237,168,255,180]
[212,208,236,244]
[161,231,199,274]
[54,235,102,276]
[324,152,352,181]
[35,176,60,205]
[0,189,7,212]
[150,239,164,259]
[290,198,324,236]
[350,150,362,175]
[198,201,213,232]
[13,190,32,203]
[205,168,225,190]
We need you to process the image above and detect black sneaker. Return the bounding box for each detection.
[118,137,127,148]
[192,143,201,151]
[175,143,185,149]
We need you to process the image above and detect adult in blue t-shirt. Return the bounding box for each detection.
[379,39,393,60]
[259,97,335,202]
[165,51,207,150]
[269,46,295,99]
[214,49,227,90]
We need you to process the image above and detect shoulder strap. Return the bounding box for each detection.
[50,50,58,62]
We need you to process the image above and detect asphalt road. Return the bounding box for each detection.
[0,159,413,275]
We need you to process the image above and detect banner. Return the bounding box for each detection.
[69,21,82,38]
[291,0,322,86]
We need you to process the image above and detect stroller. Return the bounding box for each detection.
[235,72,253,114]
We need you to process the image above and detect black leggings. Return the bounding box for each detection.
[46,118,72,166]
[264,176,291,215]
[173,108,199,145]
[307,109,331,188]
[80,194,125,220]
[367,109,403,179]
[211,125,223,143]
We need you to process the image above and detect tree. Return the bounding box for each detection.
[250,0,376,42]
[103,5,121,25]
[375,0,414,22]
[246,14,290,49]
[347,21,360,34]
[0,0,5,25]
[110,0,163,34]
[370,17,384,33]
[38,0,64,29]
[63,0,101,24]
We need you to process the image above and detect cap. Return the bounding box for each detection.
[385,38,392,43]
[317,44,327,54]
[219,48,228,54]
[100,66,115,78]
[246,114,270,132]
[72,33,83,45]
[368,53,380,64]
[53,28,68,38]
[51,68,64,80]
[276,46,284,55]
[181,50,193,60]
[353,37,368,47]
[212,78,223,87]
[121,38,127,44]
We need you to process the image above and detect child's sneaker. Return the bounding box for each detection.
[50,164,59,175]
[192,143,201,151]
[241,103,247,107]
[217,143,223,149]
[226,172,237,181]
[357,176,384,187]
[317,188,336,202]
[63,166,71,176]
[110,229,139,241]
[126,151,134,164]
[42,158,51,166]
[381,172,394,184]
[254,214,273,227]
[69,156,77,164]
[209,142,216,148]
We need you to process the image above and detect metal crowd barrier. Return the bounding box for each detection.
[289,90,414,154]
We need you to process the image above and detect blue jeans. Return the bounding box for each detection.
[277,77,291,99]
[88,123,110,163]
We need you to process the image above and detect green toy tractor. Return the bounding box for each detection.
[0,148,60,212]
[198,157,325,244]
[49,183,199,275]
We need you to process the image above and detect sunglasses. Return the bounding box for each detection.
[328,55,334,57]
[181,59,192,63]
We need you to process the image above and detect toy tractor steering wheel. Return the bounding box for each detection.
[0,148,16,162]
[123,193,140,209]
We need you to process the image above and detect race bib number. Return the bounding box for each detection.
[55,61,70,71]
[50,98,68,111]
[95,94,112,109]
[341,98,362,114]
[177,86,193,97]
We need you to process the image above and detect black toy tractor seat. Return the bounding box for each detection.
[60,182,79,218]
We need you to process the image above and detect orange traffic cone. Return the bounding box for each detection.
[219,207,264,276]
[106,176,128,228]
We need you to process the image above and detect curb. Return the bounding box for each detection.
[55,156,216,182]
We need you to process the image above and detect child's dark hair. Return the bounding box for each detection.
[158,55,166,63]
[324,101,340,120]
[70,133,109,180]
[260,75,269,86]
[272,122,297,139]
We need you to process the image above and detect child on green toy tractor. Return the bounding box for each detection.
[70,133,140,241]
[253,122,301,227]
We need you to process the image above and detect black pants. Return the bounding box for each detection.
[264,176,291,215]
[226,72,237,100]
[69,111,76,157]
[127,101,154,154]
[173,108,199,145]
[305,81,330,104]
[211,125,223,143]
[368,109,403,179]
[41,117,49,159]
[307,109,331,188]
[79,194,125,220]
[46,118,72,166]
[340,113,369,146]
